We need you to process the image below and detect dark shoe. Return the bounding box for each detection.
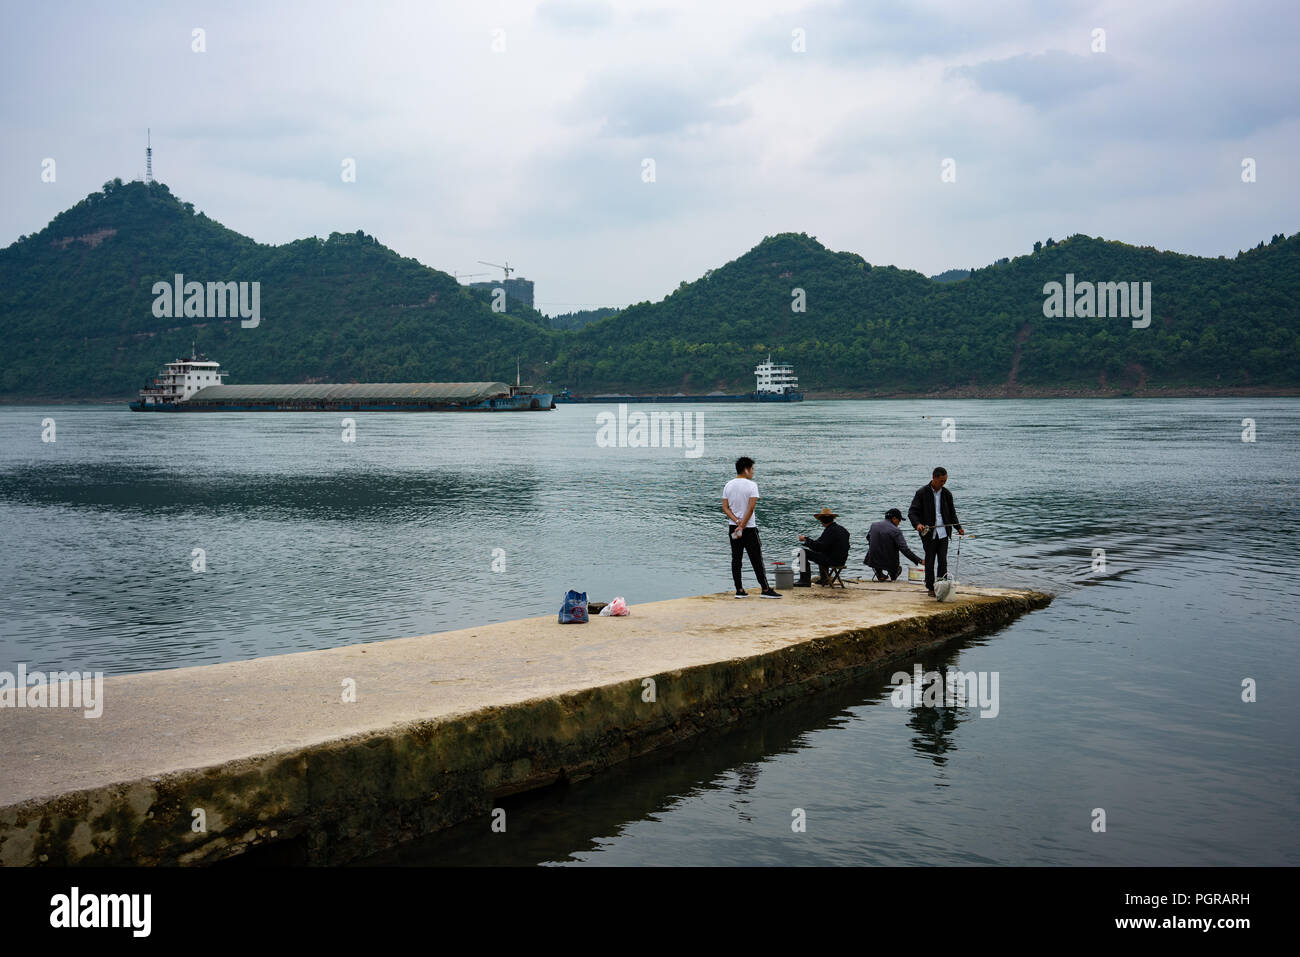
[926,588,935,596]
[760,589,783,599]
[815,576,828,586]
[734,589,748,598]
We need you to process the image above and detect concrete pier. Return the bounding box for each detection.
[0,582,1050,865]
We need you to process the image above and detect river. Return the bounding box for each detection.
[1,398,1295,865]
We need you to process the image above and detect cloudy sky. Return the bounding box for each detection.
[2,0,1297,312]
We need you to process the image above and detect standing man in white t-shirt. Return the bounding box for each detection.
[722,456,782,599]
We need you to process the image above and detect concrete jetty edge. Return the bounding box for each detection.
[1,587,1051,866]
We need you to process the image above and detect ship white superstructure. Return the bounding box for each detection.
[135,350,226,407]
[754,356,800,396]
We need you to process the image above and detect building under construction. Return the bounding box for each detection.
[468,277,535,310]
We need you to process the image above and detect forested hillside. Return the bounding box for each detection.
[1,180,1295,399]
[0,180,552,397]
[551,232,1299,394]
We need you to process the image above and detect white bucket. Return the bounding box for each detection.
[906,566,926,584]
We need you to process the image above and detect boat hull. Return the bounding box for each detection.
[130,394,554,412]
[553,391,803,403]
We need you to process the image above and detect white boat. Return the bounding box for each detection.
[753,356,803,401]
[131,348,227,408]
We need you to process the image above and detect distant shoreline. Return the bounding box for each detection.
[4,385,1299,405]
[809,385,1300,400]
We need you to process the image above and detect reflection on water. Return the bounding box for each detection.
[2,399,1297,865]
[0,463,540,521]
[361,652,922,867]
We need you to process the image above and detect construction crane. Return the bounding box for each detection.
[453,271,491,282]
[478,260,515,281]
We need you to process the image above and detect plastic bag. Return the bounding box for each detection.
[599,596,629,616]
[559,589,588,623]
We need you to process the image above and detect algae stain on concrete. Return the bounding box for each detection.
[0,589,1050,866]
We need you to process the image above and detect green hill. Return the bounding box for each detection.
[1,180,1296,399]
[0,179,553,398]
[551,232,1300,395]
[548,307,621,331]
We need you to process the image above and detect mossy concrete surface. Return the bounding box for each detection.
[0,582,1050,865]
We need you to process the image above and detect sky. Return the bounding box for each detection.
[2,0,1297,314]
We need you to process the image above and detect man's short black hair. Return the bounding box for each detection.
[932,466,947,478]
[736,456,755,474]
[885,508,903,521]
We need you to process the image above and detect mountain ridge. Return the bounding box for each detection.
[2,179,1296,399]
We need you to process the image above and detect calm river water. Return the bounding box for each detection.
[1,399,1296,865]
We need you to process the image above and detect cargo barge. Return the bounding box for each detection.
[129,353,554,412]
[555,356,804,403]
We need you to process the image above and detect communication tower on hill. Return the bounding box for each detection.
[146,129,153,184]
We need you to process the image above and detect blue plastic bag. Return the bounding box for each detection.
[559,590,588,624]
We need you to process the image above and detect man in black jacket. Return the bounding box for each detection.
[797,508,851,585]
[864,508,923,581]
[907,467,965,595]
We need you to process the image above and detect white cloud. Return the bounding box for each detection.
[0,0,1297,311]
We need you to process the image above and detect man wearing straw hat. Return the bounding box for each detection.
[797,508,851,586]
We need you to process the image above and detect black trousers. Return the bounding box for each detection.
[729,526,770,591]
[923,535,950,590]
[868,561,902,581]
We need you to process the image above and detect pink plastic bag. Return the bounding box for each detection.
[599,596,630,616]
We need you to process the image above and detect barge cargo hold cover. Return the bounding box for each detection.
[129,353,554,412]
[164,381,546,412]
